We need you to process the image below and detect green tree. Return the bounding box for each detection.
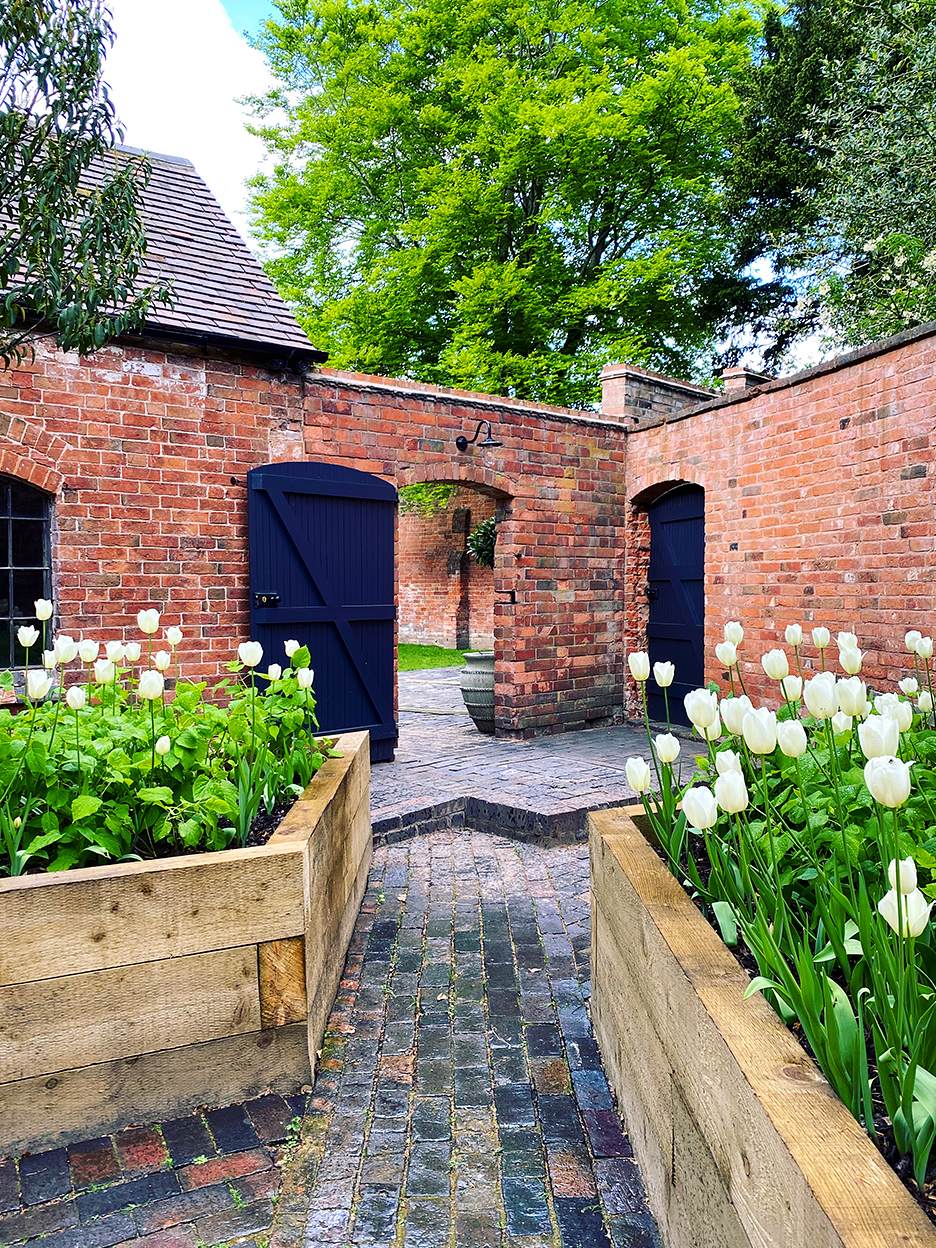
[249,0,759,405]
[0,0,169,366]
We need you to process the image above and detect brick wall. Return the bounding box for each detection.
[600,362,714,427]
[622,323,936,712]
[398,487,497,650]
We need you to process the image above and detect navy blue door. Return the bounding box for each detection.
[248,461,397,762]
[645,485,705,726]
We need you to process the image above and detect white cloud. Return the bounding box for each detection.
[104,0,273,243]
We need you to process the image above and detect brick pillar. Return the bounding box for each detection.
[600,362,715,426]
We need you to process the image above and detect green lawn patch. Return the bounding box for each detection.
[398,643,466,671]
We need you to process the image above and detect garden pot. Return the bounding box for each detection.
[460,650,496,734]
[589,804,936,1248]
[0,731,372,1156]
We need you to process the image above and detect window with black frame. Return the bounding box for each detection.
[0,477,52,669]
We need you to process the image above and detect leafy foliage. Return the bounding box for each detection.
[248,0,761,405]
[466,516,497,569]
[0,0,171,365]
[398,482,457,516]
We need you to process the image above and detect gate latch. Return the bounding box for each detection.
[644,585,659,600]
[254,592,281,608]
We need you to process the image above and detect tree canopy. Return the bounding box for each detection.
[249,0,761,405]
[0,0,169,366]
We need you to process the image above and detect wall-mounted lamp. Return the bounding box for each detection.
[455,420,502,452]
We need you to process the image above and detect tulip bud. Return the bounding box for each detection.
[919,690,934,713]
[720,695,752,736]
[888,857,918,894]
[899,677,919,696]
[715,641,737,668]
[882,699,914,734]
[238,641,264,668]
[780,674,802,702]
[837,676,866,717]
[65,685,86,711]
[625,757,652,792]
[906,630,923,653]
[78,639,99,663]
[803,674,838,719]
[166,626,183,647]
[701,713,722,742]
[296,666,315,690]
[137,670,165,701]
[715,770,749,815]
[918,637,934,660]
[42,649,56,670]
[742,706,778,755]
[266,664,283,682]
[761,649,789,681]
[812,627,831,649]
[93,659,115,684]
[653,661,675,688]
[54,635,79,664]
[831,711,852,735]
[105,640,125,663]
[777,720,808,758]
[17,625,39,649]
[153,650,172,672]
[839,647,863,675]
[34,598,53,621]
[654,733,680,764]
[627,651,650,682]
[724,621,744,646]
[878,888,934,937]
[682,786,718,831]
[684,688,718,729]
[124,641,142,663]
[858,715,900,759]
[864,755,913,807]
[784,624,803,647]
[26,669,52,701]
[137,608,160,635]
[715,749,743,776]
[155,735,171,756]
[284,639,300,657]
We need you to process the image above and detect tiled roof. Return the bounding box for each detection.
[91,146,326,362]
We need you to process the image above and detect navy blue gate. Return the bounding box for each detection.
[247,461,397,762]
[645,485,705,726]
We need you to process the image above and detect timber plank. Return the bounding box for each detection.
[270,731,369,842]
[259,938,307,1028]
[0,1023,310,1156]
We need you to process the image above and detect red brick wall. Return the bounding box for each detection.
[398,488,497,650]
[623,325,936,712]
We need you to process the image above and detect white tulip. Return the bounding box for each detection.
[137,608,160,635]
[815,668,837,684]
[906,630,923,653]
[137,670,165,701]
[917,637,934,660]
[742,707,777,755]
[266,664,283,682]
[858,715,900,759]
[720,695,753,735]
[839,648,863,675]
[780,675,803,702]
[627,651,650,682]
[831,711,852,735]
[53,634,79,664]
[105,641,125,663]
[682,786,718,830]
[26,670,52,700]
[812,627,831,649]
[16,625,39,649]
[124,642,142,663]
[684,688,718,729]
[803,674,838,719]
[715,641,738,667]
[715,770,749,814]
[155,735,171,756]
[153,650,172,672]
[888,857,918,894]
[882,699,914,734]
[777,720,808,758]
[761,649,789,680]
[784,624,803,647]
[899,677,919,696]
[166,626,183,647]
[837,676,866,717]
[701,713,722,742]
[34,598,53,621]
[284,639,300,657]
[878,888,934,938]
[78,639,99,664]
[65,685,86,711]
[919,690,934,713]
[655,733,680,764]
[296,666,315,690]
[93,659,115,684]
[238,641,264,668]
[836,631,859,652]
[625,757,652,792]
[653,661,675,688]
[864,755,913,808]
[876,691,899,710]
[724,621,744,646]
[42,649,56,670]
[715,749,743,776]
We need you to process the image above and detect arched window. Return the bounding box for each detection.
[0,477,52,667]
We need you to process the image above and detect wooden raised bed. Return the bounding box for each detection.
[0,730,371,1155]
[590,805,936,1248]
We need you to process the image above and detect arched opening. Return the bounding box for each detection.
[643,483,705,725]
[0,474,52,668]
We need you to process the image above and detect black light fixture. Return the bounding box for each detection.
[455,420,503,452]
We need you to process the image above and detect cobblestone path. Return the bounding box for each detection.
[288,830,661,1248]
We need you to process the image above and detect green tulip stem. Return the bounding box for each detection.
[924,657,936,729]
[735,663,750,701]
[74,706,82,787]
[662,685,671,730]
[824,719,856,909]
[794,644,804,685]
[640,682,664,799]
[150,701,156,772]
[728,668,737,697]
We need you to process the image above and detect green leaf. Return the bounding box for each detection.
[137,786,175,807]
[711,900,738,947]
[71,795,102,821]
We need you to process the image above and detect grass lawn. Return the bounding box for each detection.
[398,643,466,671]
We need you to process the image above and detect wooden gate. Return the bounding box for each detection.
[645,484,705,726]
[247,461,397,761]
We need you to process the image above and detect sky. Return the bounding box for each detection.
[105,0,279,242]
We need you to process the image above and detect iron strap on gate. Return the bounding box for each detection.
[247,461,398,762]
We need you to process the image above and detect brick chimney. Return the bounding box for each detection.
[600,362,716,426]
[720,366,774,394]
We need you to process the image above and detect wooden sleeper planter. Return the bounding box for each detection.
[589,805,936,1248]
[0,730,371,1155]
